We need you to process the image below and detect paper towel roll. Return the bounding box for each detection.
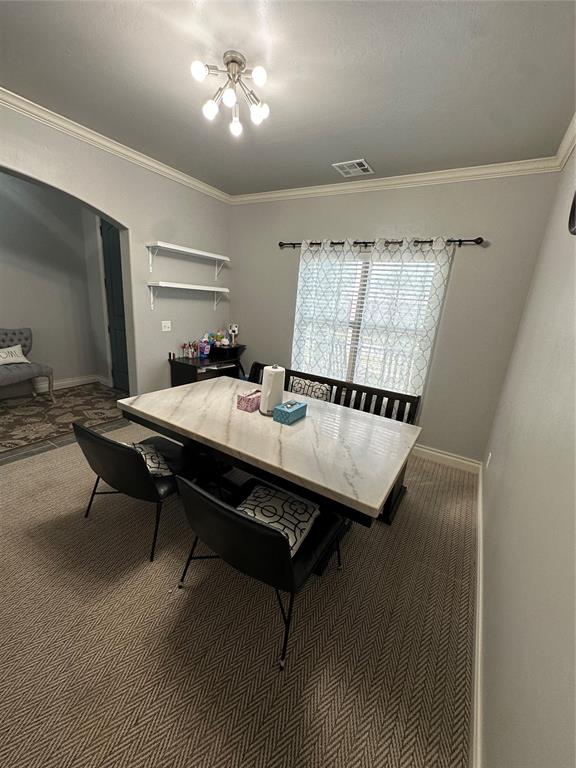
[259,364,285,416]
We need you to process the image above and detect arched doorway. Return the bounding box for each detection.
[0,166,133,395]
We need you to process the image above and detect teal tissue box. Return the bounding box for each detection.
[273,399,307,425]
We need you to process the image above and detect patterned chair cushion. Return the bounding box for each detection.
[133,443,173,477]
[289,376,331,402]
[237,484,320,556]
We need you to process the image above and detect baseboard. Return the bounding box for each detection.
[471,466,484,768]
[412,443,482,474]
[34,374,112,393]
[95,375,114,388]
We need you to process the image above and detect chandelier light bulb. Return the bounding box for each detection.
[250,103,264,125]
[229,117,243,137]
[202,99,219,121]
[222,86,237,108]
[191,60,208,82]
[251,65,267,87]
[260,102,270,120]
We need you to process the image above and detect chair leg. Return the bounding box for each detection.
[47,374,55,403]
[178,536,199,587]
[149,502,163,562]
[279,592,295,671]
[336,539,343,570]
[84,476,100,518]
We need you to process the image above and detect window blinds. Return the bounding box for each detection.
[291,238,455,395]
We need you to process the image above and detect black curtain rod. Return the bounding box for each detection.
[278,237,484,249]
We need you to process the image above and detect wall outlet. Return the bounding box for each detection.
[161,320,172,332]
[485,451,492,468]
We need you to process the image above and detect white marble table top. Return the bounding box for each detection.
[118,377,421,519]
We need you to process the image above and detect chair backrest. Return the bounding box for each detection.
[0,328,32,356]
[248,361,420,425]
[177,476,295,593]
[248,361,266,385]
[73,422,160,502]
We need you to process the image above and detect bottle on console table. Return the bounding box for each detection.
[169,345,247,387]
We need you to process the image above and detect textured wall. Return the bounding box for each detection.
[481,152,575,768]
[229,173,559,459]
[0,105,231,394]
[0,97,565,461]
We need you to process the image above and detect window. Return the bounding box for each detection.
[291,238,455,395]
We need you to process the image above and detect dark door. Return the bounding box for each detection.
[100,219,129,392]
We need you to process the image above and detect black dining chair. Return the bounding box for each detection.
[73,422,185,562]
[176,476,345,670]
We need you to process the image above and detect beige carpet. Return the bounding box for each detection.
[0,424,477,768]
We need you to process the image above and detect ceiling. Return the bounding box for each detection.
[0,1,573,195]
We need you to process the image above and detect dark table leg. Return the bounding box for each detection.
[313,518,352,576]
[121,410,376,528]
[379,461,408,525]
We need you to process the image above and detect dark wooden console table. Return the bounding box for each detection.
[169,345,246,387]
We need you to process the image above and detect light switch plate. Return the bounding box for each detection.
[161,320,172,332]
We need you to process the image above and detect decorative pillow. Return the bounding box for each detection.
[0,344,31,366]
[133,443,173,476]
[237,484,320,556]
[289,376,331,402]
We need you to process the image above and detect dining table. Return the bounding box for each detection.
[117,376,421,528]
[118,376,420,526]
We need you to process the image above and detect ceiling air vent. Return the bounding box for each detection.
[331,159,374,178]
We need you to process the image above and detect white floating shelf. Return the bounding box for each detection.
[147,281,229,311]
[146,241,230,276]
[147,281,229,291]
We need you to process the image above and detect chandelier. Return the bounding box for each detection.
[190,50,270,138]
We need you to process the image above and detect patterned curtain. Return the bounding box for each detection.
[291,237,455,395]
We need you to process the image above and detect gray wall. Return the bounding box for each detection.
[0,98,564,461]
[229,173,559,460]
[481,154,575,768]
[0,171,107,391]
[0,104,231,395]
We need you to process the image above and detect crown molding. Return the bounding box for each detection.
[0,86,573,207]
[229,155,561,205]
[557,112,576,169]
[0,87,230,204]
[231,112,575,204]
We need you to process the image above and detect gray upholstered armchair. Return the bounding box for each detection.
[0,328,54,401]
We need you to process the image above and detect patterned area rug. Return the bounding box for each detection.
[0,424,477,768]
[0,383,125,452]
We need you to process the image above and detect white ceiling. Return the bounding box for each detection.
[0,1,573,195]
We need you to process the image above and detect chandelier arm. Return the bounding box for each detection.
[219,73,236,98]
[206,65,227,76]
[238,78,259,105]
[212,85,225,104]
[239,87,253,107]
[237,78,251,101]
